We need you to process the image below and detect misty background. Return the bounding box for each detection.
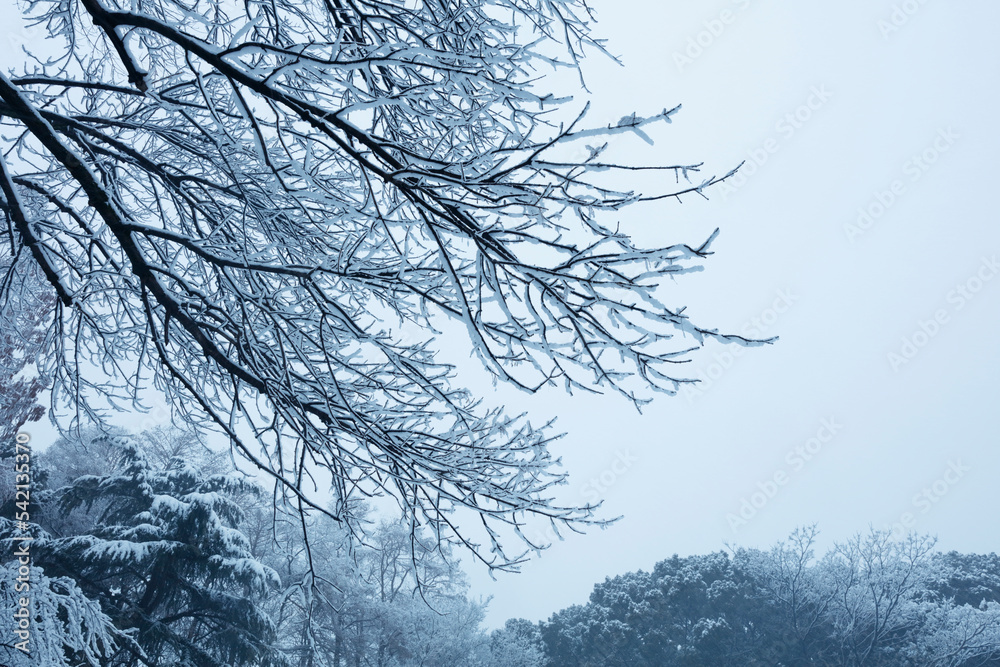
[464,0,1000,627]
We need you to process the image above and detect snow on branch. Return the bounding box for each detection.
[0,0,752,569]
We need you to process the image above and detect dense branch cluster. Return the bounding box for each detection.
[0,0,746,566]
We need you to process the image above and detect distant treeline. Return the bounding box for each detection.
[2,427,997,666]
[505,526,1000,666]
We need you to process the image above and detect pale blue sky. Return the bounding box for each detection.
[468,0,1000,627]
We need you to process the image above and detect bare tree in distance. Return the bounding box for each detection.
[0,253,54,444]
[0,0,755,569]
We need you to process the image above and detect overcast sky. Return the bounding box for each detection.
[4,0,996,633]
[467,0,1000,628]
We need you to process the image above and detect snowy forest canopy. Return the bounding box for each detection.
[1,429,999,666]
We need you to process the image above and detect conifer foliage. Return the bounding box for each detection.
[2,428,502,666]
[27,435,283,666]
[0,560,124,666]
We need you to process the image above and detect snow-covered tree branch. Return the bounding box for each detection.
[0,0,749,567]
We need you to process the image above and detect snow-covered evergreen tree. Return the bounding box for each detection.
[0,557,128,666]
[33,435,284,666]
